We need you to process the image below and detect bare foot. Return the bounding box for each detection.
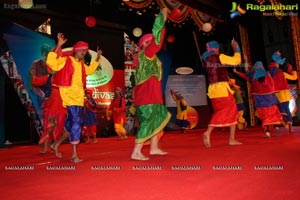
[39,149,48,154]
[70,157,82,163]
[150,149,168,155]
[229,139,243,146]
[289,125,293,133]
[203,132,211,148]
[50,143,62,158]
[38,135,49,145]
[131,152,150,161]
[92,139,98,144]
[264,131,271,138]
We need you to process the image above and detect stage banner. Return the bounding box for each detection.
[1,23,56,136]
[164,75,207,129]
[165,75,207,107]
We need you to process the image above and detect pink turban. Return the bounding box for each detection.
[73,41,89,51]
[138,34,153,48]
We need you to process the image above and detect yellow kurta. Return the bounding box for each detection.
[276,71,298,103]
[219,52,241,66]
[207,52,241,99]
[46,52,99,107]
[172,94,188,120]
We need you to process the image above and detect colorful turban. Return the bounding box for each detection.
[272,51,286,65]
[138,34,153,48]
[201,40,220,61]
[253,61,266,80]
[73,41,89,51]
[85,88,93,95]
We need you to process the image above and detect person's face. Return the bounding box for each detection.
[74,49,88,60]
[142,40,151,49]
[85,92,92,98]
[214,48,220,55]
[115,89,121,97]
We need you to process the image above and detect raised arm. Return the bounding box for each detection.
[144,8,168,58]
[219,39,241,66]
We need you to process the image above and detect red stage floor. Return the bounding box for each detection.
[0,126,299,200]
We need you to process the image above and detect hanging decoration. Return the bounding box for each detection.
[133,27,143,37]
[85,16,97,27]
[122,0,222,32]
[170,8,182,21]
[18,0,33,9]
[123,0,153,9]
[166,34,175,43]
[190,9,217,33]
[85,0,97,28]
[202,23,212,33]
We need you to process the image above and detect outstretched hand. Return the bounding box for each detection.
[231,40,240,53]
[162,7,168,22]
[57,33,67,47]
[96,46,103,62]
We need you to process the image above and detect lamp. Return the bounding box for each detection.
[133,27,142,37]
[18,0,33,9]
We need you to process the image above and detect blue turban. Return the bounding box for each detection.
[253,61,266,80]
[272,51,286,65]
[201,40,219,61]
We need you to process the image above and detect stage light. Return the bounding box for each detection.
[133,27,142,37]
[167,34,175,43]
[18,0,33,9]
[202,23,212,32]
[170,8,182,20]
[85,16,97,28]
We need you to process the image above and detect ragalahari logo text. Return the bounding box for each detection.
[230,2,246,19]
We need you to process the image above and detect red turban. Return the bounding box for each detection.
[138,34,153,48]
[73,41,89,51]
[85,88,93,95]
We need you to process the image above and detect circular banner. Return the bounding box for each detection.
[62,48,114,88]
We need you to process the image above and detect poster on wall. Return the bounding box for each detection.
[124,32,139,135]
[165,75,207,107]
[1,23,56,136]
[165,75,207,129]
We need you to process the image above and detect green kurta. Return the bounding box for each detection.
[134,10,171,144]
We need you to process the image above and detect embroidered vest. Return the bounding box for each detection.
[52,56,86,88]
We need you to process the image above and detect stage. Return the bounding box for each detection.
[0,126,299,200]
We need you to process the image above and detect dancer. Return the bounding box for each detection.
[234,60,284,138]
[82,89,98,144]
[269,51,298,133]
[46,33,102,163]
[38,86,67,154]
[228,78,247,130]
[201,39,242,148]
[170,89,191,132]
[131,8,171,160]
[106,87,127,140]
